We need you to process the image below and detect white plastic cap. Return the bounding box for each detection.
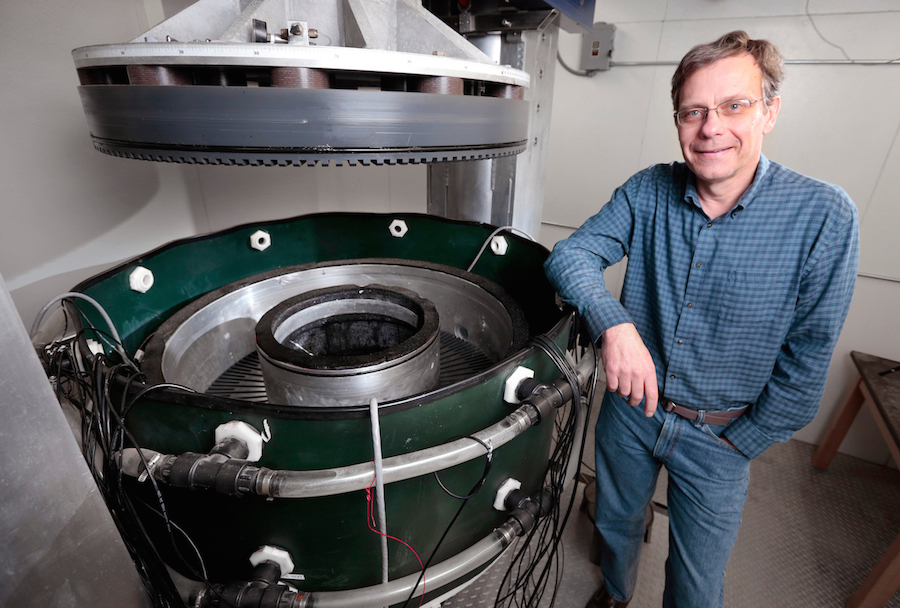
[129,266,154,293]
[503,366,535,404]
[493,478,522,511]
[490,235,508,256]
[215,421,264,462]
[389,219,408,238]
[250,230,271,251]
[85,339,105,356]
[249,545,294,577]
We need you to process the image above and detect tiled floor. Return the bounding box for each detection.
[443,411,900,608]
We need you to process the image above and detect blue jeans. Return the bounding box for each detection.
[594,392,751,607]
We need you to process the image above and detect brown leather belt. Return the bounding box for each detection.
[661,398,748,426]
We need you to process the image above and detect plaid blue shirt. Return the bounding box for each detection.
[545,155,859,459]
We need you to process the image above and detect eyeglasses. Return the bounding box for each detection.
[674,98,767,126]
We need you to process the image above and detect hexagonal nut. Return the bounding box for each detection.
[249,545,294,577]
[490,235,508,256]
[493,478,522,511]
[503,365,535,404]
[388,219,408,238]
[129,266,154,293]
[250,230,271,251]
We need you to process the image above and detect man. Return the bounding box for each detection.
[544,31,858,608]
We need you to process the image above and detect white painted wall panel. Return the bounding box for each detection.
[544,0,900,463]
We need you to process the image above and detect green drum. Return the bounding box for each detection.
[72,213,573,604]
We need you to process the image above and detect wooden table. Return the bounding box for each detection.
[812,351,900,608]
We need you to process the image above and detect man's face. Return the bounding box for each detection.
[676,53,780,193]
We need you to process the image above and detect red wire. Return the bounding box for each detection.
[366,477,426,607]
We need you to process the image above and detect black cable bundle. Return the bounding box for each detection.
[494,321,599,608]
[40,300,194,607]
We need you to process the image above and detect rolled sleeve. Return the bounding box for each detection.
[544,180,639,342]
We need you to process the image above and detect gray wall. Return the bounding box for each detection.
[541,0,900,465]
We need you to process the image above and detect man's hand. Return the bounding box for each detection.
[601,323,658,416]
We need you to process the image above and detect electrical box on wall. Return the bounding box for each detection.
[580,22,615,71]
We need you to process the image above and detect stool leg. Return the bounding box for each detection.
[812,378,865,470]
[846,531,900,608]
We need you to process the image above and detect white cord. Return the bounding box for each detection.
[369,397,390,585]
[466,226,536,272]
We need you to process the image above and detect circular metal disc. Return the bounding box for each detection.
[78,86,529,165]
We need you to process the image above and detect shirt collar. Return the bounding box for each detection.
[683,153,770,216]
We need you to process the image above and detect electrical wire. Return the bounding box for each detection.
[804,1,900,65]
[493,320,599,608]
[311,32,332,46]
[365,477,427,608]
[39,306,211,607]
[401,436,493,608]
[557,51,599,77]
[467,226,536,273]
[368,397,390,585]
[30,291,136,368]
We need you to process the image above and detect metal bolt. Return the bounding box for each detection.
[501,19,512,27]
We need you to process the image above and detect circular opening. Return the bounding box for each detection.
[279,305,419,359]
[255,283,442,406]
[257,284,439,371]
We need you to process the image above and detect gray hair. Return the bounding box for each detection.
[671,30,784,110]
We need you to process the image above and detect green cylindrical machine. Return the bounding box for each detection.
[71,212,581,606]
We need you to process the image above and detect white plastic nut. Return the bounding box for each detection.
[493,478,522,511]
[85,339,105,356]
[388,219,408,238]
[250,230,271,251]
[249,546,295,577]
[503,366,535,404]
[215,421,264,462]
[490,235,508,256]
[129,266,154,293]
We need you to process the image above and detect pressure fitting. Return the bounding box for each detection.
[120,421,271,498]
[191,546,307,608]
[504,365,579,426]
[503,487,553,537]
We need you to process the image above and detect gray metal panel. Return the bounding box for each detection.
[0,274,152,608]
[543,0,595,32]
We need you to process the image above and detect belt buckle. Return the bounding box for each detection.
[662,399,677,413]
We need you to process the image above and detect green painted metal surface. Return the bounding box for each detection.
[74,213,572,593]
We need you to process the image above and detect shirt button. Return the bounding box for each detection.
[707,223,713,228]
[677,339,684,345]
[686,302,693,308]
[695,262,702,268]
[670,375,676,380]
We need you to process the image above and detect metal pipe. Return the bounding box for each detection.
[302,521,518,607]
